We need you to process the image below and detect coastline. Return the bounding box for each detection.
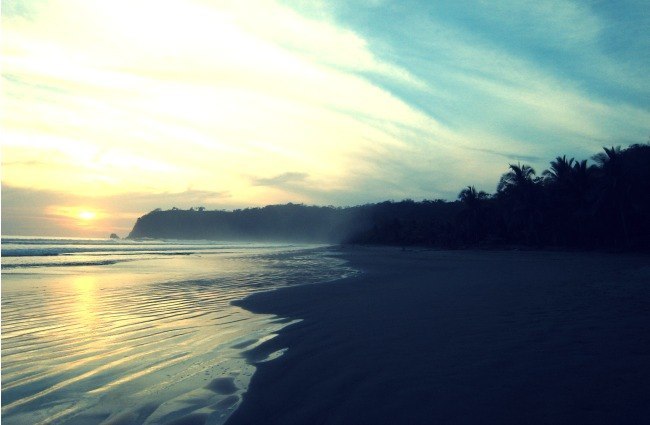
[227,246,650,424]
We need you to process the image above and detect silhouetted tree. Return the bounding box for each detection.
[623,144,650,247]
[542,156,574,244]
[592,146,631,248]
[497,163,542,244]
[458,186,488,243]
[543,155,575,185]
[568,159,597,246]
[497,163,537,194]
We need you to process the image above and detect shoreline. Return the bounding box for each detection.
[227,246,650,424]
[0,242,346,425]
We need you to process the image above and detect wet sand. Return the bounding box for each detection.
[1,246,350,425]
[228,247,650,424]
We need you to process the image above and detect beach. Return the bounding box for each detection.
[228,247,650,424]
[1,239,353,425]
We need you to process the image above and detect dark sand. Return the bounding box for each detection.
[227,247,650,424]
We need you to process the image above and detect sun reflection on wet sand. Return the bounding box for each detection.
[72,275,99,328]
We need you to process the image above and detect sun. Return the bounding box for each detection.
[78,210,97,221]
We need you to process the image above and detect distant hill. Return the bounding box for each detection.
[127,201,463,244]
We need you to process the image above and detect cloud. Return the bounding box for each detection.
[216,0,427,88]
[2,0,452,205]
[463,147,543,164]
[251,172,310,187]
[350,3,650,159]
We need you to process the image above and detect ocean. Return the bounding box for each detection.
[1,237,356,425]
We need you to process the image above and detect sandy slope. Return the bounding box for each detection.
[228,247,650,425]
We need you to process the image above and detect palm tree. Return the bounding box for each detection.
[458,185,488,208]
[619,143,650,248]
[458,186,488,243]
[568,159,597,245]
[571,159,591,184]
[543,155,575,186]
[592,146,630,248]
[497,163,542,244]
[593,146,622,169]
[542,156,577,245]
[497,163,537,194]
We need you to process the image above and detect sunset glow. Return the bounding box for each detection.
[78,211,97,221]
[2,0,649,237]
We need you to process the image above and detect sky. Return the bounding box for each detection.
[2,0,649,237]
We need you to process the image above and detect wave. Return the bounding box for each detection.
[1,249,62,257]
[1,238,301,258]
[1,247,202,257]
[1,237,159,245]
[1,259,128,270]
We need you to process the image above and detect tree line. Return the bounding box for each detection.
[450,144,650,249]
[128,143,649,251]
[355,143,649,250]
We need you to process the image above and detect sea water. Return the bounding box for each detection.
[1,237,355,425]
